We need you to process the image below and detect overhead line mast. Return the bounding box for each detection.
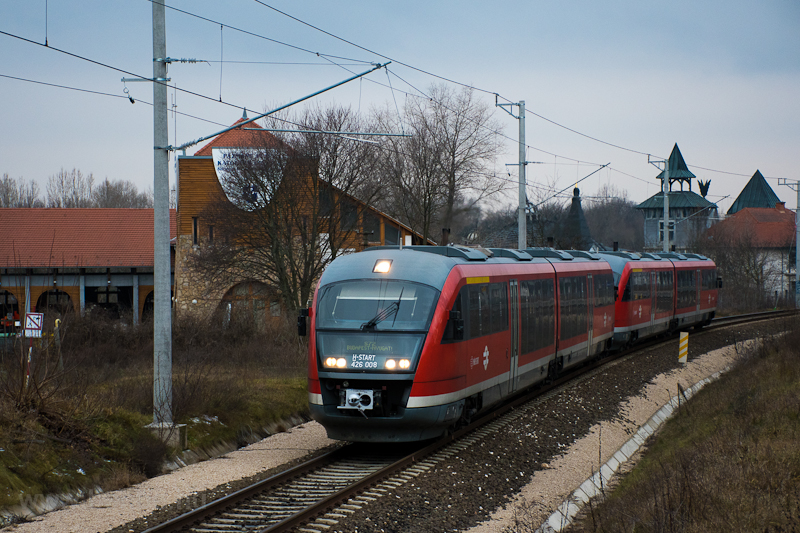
[496,98,527,249]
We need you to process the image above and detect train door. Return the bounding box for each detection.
[650,271,656,327]
[509,280,520,392]
[586,274,594,358]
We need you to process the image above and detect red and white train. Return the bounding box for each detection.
[300,246,718,442]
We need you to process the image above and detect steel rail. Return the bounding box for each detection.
[143,309,797,533]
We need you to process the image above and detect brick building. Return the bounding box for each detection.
[173,117,431,323]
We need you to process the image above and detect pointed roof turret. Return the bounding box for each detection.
[727,170,782,215]
[561,188,594,250]
[656,144,696,191]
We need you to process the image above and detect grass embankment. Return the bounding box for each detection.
[567,325,800,532]
[0,313,308,514]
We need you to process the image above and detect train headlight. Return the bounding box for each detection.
[324,357,337,368]
[336,358,347,368]
[384,358,410,370]
[373,259,392,273]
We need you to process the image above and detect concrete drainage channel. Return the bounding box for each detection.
[536,369,729,533]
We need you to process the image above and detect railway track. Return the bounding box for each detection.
[143,309,796,533]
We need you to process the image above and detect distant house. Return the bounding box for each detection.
[0,208,175,328]
[636,144,718,251]
[706,202,796,301]
[174,116,432,322]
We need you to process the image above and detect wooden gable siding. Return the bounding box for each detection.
[177,155,431,248]
[177,157,225,238]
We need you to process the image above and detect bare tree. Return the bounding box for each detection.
[584,184,644,250]
[376,84,505,241]
[46,168,95,207]
[0,173,20,207]
[694,223,778,311]
[193,107,381,311]
[93,178,153,208]
[0,173,44,207]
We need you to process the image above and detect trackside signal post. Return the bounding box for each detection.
[778,178,800,308]
[679,331,688,364]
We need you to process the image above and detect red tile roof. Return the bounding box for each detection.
[708,206,796,248]
[194,118,282,156]
[0,208,176,268]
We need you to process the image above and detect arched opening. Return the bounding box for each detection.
[85,285,134,319]
[217,281,280,328]
[141,290,172,322]
[35,289,73,314]
[0,290,20,336]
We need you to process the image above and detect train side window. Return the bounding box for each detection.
[521,278,555,354]
[466,282,508,340]
[490,283,507,333]
[519,283,531,354]
[468,286,484,338]
[576,276,584,334]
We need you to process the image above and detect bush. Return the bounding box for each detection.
[567,323,800,532]
[0,310,309,510]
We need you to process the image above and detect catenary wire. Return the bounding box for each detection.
[143,0,374,65]
[246,2,778,181]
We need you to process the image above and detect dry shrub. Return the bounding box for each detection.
[98,463,146,493]
[567,323,800,533]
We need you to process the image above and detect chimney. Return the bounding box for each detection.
[441,228,451,246]
[776,202,785,212]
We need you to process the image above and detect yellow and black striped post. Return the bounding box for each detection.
[679,331,689,364]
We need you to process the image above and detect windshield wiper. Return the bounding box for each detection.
[361,288,403,331]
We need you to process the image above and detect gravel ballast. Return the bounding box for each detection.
[2,319,787,533]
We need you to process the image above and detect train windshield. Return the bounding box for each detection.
[316,280,439,331]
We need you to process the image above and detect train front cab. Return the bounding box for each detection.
[306,247,474,442]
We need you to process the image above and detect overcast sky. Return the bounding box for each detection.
[1,1,798,213]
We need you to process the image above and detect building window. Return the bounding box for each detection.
[192,217,199,246]
[208,225,214,244]
[385,223,400,245]
[658,220,675,242]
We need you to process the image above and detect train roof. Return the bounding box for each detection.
[318,246,609,289]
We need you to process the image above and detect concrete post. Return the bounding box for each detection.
[152,0,172,426]
[518,101,527,250]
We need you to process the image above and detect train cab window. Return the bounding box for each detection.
[701,268,717,290]
[316,280,439,331]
